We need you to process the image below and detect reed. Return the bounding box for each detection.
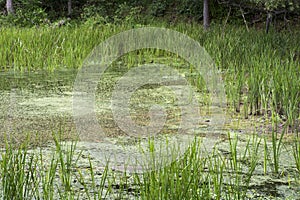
[0,23,299,125]
[292,131,300,173]
[0,131,299,199]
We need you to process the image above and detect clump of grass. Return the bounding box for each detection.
[226,132,262,199]
[54,136,78,197]
[136,138,213,199]
[39,151,58,200]
[207,147,225,200]
[0,135,39,199]
[0,132,111,199]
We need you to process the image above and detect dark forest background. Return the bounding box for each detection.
[1,0,299,29]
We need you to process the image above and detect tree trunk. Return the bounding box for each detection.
[203,0,210,30]
[266,12,272,34]
[6,0,14,15]
[67,0,72,16]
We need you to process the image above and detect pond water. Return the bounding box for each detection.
[0,67,299,199]
[0,65,222,166]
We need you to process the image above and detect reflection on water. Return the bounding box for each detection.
[0,69,77,92]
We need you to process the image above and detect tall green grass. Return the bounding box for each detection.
[1,131,299,199]
[0,22,298,127]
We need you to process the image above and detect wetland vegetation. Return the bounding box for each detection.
[0,0,300,199]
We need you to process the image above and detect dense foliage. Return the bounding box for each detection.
[0,0,299,27]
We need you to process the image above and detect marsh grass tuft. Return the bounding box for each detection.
[1,135,39,199]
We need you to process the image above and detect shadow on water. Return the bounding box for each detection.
[0,69,77,92]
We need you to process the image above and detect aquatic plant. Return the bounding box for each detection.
[1,22,298,126]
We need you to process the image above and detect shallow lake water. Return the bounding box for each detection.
[0,67,299,199]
